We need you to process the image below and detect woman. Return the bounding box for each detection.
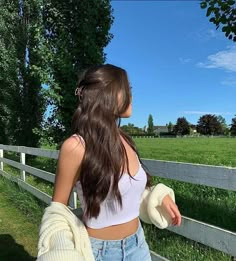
[52,64,181,260]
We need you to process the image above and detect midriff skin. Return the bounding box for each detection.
[86,217,139,240]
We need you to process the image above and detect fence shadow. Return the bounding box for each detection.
[176,193,236,232]
[0,234,36,261]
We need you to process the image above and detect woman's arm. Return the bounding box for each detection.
[52,136,85,205]
[162,194,181,226]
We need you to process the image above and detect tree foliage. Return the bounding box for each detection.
[230,116,236,136]
[0,0,113,147]
[43,0,114,146]
[196,114,223,135]
[16,0,47,146]
[0,2,18,144]
[0,0,48,146]
[200,0,236,42]
[147,114,154,134]
[121,123,144,135]
[166,121,173,133]
[217,115,229,135]
[173,117,190,136]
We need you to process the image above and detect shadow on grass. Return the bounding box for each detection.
[0,234,36,261]
[176,194,236,232]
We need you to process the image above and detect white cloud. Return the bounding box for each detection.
[221,78,236,87]
[197,46,236,72]
[207,29,222,39]
[179,57,191,64]
[188,28,222,42]
[184,111,233,116]
[208,29,217,38]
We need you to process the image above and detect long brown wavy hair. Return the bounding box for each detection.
[71,64,151,219]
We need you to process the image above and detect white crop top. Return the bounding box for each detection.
[72,134,147,229]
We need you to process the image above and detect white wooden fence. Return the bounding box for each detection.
[0,144,235,261]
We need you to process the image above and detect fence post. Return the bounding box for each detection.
[20,152,26,181]
[0,149,3,171]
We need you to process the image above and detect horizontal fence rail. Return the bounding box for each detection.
[0,169,52,205]
[0,157,56,183]
[0,144,236,260]
[168,216,236,256]
[142,159,236,191]
[0,144,59,159]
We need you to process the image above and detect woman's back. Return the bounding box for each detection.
[72,134,147,232]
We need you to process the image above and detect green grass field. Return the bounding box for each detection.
[134,137,236,167]
[134,137,236,260]
[0,176,46,260]
[1,137,235,260]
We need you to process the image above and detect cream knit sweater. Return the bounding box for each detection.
[139,183,175,229]
[37,201,95,261]
[37,183,175,261]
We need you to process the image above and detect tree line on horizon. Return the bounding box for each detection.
[121,114,236,137]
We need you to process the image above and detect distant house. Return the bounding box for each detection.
[190,124,197,133]
[153,126,169,135]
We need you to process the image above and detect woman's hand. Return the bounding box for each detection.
[161,194,182,226]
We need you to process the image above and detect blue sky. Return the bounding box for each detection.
[105,1,236,128]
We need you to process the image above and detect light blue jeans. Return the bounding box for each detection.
[89,220,152,261]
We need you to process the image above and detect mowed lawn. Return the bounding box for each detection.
[0,180,39,260]
[134,137,236,167]
[0,175,47,261]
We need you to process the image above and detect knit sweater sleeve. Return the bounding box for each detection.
[139,183,175,229]
[37,202,95,261]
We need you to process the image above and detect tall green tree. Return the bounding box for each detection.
[230,116,236,136]
[167,121,173,133]
[0,0,48,146]
[0,2,18,144]
[200,0,236,42]
[0,0,113,147]
[12,0,47,146]
[42,0,114,146]
[197,114,222,135]
[217,115,229,135]
[173,117,190,136]
[147,114,154,134]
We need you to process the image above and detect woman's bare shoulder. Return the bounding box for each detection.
[52,135,85,204]
[59,135,85,159]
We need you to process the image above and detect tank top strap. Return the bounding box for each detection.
[135,152,141,166]
[72,134,85,147]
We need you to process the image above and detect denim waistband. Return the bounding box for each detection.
[89,220,143,249]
